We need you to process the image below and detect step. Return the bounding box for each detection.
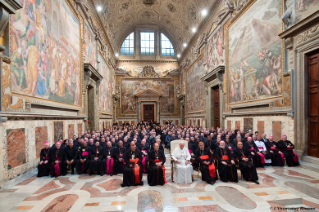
[299,160,319,173]
[301,156,319,165]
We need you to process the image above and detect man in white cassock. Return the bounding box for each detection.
[172,142,193,183]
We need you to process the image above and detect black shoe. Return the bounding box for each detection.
[110,173,113,176]
[100,172,103,176]
[55,176,58,178]
[71,171,74,175]
[89,172,92,176]
[254,180,259,184]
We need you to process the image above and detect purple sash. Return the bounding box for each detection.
[142,150,147,173]
[106,158,114,174]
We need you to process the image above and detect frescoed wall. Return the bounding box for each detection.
[186,55,206,113]
[84,22,97,69]
[10,0,81,106]
[98,53,112,113]
[206,27,224,72]
[121,79,175,115]
[227,0,282,103]
[295,0,319,23]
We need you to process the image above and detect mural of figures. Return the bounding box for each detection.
[98,54,112,113]
[10,0,81,106]
[84,22,97,69]
[207,28,224,72]
[121,80,175,114]
[295,0,319,23]
[228,0,282,103]
[186,56,206,113]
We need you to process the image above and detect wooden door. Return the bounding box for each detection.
[308,52,319,157]
[143,104,154,122]
[213,86,220,128]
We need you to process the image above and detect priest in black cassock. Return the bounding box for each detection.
[50,141,65,178]
[64,140,78,174]
[277,135,299,167]
[89,141,103,175]
[244,137,263,167]
[195,141,218,184]
[148,143,166,186]
[113,140,126,175]
[76,140,90,174]
[233,141,259,184]
[138,139,149,173]
[121,142,143,187]
[216,141,238,182]
[268,136,284,166]
[102,141,115,176]
[37,142,50,177]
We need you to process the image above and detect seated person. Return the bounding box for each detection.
[277,134,299,167]
[121,142,143,187]
[148,143,166,186]
[195,141,218,185]
[268,136,284,166]
[76,140,90,174]
[102,141,115,176]
[255,135,271,166]
[37,142,50,177]
[233,142,259,184]
[113,140,126,175]
[88,141,103,176]
[244,137,263,168]
[172,142,193,184]
[216,141,238,183]
[64,139,78,174]
[50,141,65,178]
[138,139,149,173]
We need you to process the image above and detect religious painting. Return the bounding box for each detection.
[98,53,112,113]
[10,0,81,106]
[121,79,175,114]
[228,0,282,104]
[206,28,224,72]
[186,55,206,113]
[7,128,26,169]
[295,0,319,23]
[84,22,97,69]
[53,121,64,142]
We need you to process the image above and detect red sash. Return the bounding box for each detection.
[44,156,49,160]
[188,149,192,154]
[199,155,216,178]
[222,155,229,160]
[241,156,247,159]
[82,151,88,156]
[250,147,255,151]
[154,159,167,183]
[129,158,140,184]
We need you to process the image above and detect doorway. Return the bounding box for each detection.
[212,86,220,128]
[308,51,319,157]
[143,104,155,122]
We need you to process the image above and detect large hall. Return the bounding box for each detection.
[0,0,319,211]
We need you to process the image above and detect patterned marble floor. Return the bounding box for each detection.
[1,150,319,212]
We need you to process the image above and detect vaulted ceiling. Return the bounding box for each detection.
[93,0,217,55]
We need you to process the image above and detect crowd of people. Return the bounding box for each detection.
[37,121,299,187]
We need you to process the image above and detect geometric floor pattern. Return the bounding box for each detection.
[1,150,319,212]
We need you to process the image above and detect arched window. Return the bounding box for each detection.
[161,33,174,56]
[120,32,134,55]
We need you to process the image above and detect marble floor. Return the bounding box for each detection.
[1,150,319,212]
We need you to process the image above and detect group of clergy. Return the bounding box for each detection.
[37,123,299,187]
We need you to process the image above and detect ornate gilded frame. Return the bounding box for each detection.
[98,50,113,115]
[185,52,206,114]
[224,0,285,109]
[6,0,83,111]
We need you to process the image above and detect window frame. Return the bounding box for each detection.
[160,33,175,57]
[140,31,155,56]
[120,32,135,56]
